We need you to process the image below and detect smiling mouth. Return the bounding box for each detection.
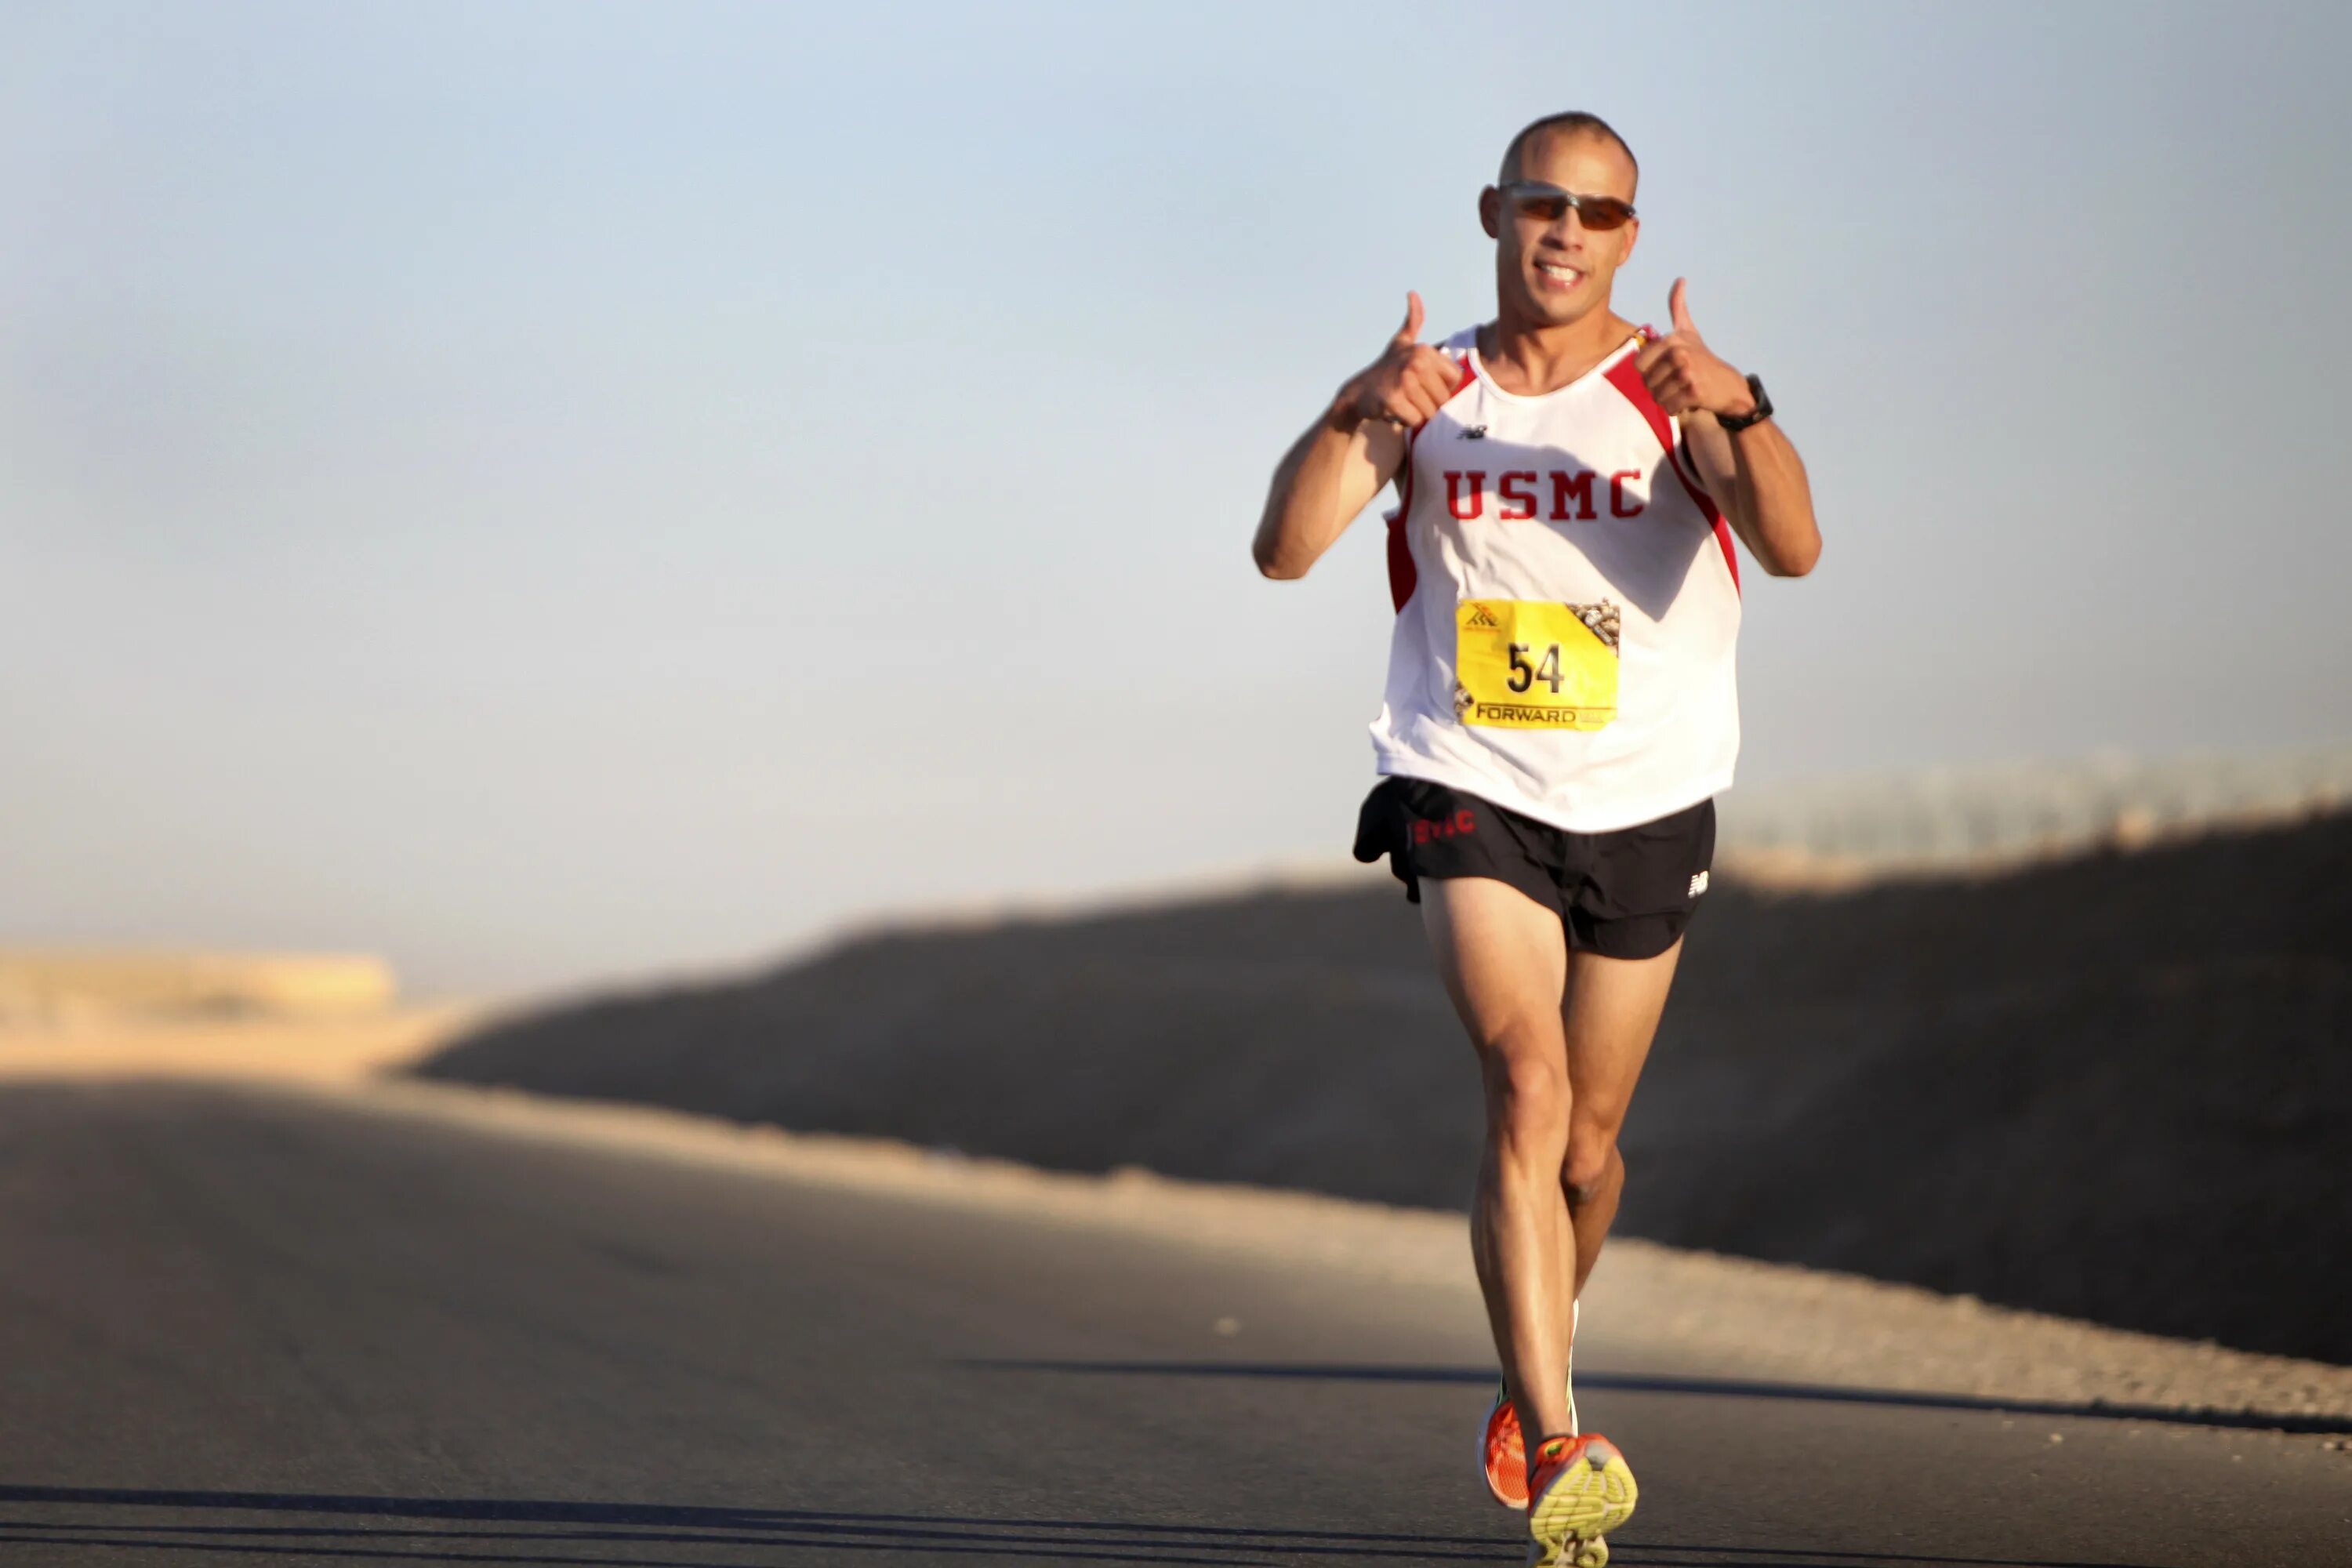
[1535,260,1583,289]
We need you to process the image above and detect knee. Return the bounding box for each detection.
[1481,1047,1570,1161]
[1562,1131,1621,1206]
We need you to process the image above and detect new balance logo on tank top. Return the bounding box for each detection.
[1370,326,1743,833]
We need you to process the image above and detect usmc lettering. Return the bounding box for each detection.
[1497,470,1539,520]
[1550,470,1595,521]
[1411,808,1479,844]
[1439,466,1642,521]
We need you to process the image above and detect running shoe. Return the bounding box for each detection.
[1525,1432,1636,1568]
[1479,1301,1578,1509]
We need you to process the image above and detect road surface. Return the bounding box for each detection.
[0,1080,2343,1566]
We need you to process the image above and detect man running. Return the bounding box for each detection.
[1251,111,1820,1566]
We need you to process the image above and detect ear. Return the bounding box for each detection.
[1615,216,1640,266]
[1479,186,1501,240]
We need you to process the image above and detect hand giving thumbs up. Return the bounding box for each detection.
[1332,292,1467,431]
[1634,278,1756,421]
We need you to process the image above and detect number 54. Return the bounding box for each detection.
[1507,642,1564,695]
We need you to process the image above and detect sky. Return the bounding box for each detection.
[5,0,2349,997]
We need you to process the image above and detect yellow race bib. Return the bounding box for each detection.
[1454,598,1621,731]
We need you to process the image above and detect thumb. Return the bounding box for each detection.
[1394,290,1425,347]
[1669,277,1696,336]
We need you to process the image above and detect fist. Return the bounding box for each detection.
[1635,279,1755,421]
[1334,292,1464,430]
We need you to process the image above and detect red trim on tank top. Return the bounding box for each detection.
[1385,352,1478,614]
[1386,430,1419,613]
[1603,348,1740,594]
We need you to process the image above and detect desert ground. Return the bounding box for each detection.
[417,810,2352,1367]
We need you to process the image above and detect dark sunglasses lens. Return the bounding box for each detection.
[1515,191,1570,223]
[1579,198,1633,230]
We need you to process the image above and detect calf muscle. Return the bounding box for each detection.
[1561,942,1680,1294]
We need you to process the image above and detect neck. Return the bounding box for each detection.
[1479,298,1637,394]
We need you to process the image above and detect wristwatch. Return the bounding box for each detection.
[1715,374,1773,433]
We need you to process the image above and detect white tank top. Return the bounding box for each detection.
[1370,326,1743,833]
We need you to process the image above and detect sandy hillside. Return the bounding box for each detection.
[0,1007,479,1083]
[416,811,2352,1366]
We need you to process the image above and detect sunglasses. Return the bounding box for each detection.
[1496,181,1637,231]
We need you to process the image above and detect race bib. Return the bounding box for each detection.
[1453,598,1620,731]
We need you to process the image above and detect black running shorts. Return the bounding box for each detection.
[1352,777,1715,960]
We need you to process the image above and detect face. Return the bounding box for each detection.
[1480,130,1640,328]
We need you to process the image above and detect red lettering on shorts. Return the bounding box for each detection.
[1414,808,1478,844]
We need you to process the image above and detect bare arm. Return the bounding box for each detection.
[1252,410,1403,579]
[1682,408,1820,579]
[1637,278,1821,579]
[1253,292,1461,581]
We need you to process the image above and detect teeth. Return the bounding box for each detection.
[1538,263,1579,281]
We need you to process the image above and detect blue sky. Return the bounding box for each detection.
[5,1,2349,994]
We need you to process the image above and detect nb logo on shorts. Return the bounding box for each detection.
[1689,870,1710,898]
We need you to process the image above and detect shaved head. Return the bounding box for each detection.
[1498,111,1638,194]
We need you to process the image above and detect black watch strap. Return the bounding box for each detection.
[1715,374,1772,432]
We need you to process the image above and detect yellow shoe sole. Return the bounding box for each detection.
[1525,1538,1607,1568]
[1528,1439,1635,1568]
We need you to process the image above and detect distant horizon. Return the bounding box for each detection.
[9,737,2343,1007]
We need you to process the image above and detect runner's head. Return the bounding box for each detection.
[1481,113,1640,329]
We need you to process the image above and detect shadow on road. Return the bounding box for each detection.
[958,1359,2350,1436]
[0,1486,2170,1568]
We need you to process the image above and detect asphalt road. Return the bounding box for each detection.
[0,1080,2343,1568]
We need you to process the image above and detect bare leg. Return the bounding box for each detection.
[1558,940,1682,1299]
[1419,876,1577,1449]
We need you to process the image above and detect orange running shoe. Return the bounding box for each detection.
[1526,1432,1637,1568]
[1479,1301,1579,1509]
